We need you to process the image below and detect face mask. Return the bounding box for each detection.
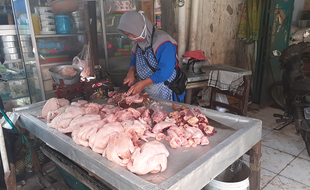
[130,11,147,40]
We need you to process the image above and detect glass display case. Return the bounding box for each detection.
[9,0,137,102]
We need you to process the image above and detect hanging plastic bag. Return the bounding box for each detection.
[72,44,91,78]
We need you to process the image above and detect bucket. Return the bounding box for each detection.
[108,67,128,87]
[204,159,250,190]
[55,14,71,34]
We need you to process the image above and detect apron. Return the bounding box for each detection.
[135,29,177,101]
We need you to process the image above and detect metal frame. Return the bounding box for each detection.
[14,99,262,190]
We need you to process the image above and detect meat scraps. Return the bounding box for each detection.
[108,91,150,108]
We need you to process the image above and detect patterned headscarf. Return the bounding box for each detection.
[117,11,178,55]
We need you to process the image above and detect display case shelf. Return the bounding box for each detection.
[35,33,84,38]
[40,61,72,67]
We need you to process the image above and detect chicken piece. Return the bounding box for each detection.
[85,103,102,114]
[152,111,168,124]
[122,120,147,146]
[58,67,77,76]
[169,126,185,138]
[127,141,169,175]
[156,133,166,141]
[89,122,124,153]
[102,114,118,123]
[187,116,199,126]
[143,130,156,139]
[58,114,101,133]
[103,132,135,167]
[115,108,141,122]
[152,121,177,134]
[47,107,86,129]
[125,94,143,105]
[108,91,119,98]
[46,105,69,123]
[71,100,88,107]
[188,138,196,147]
[185,127,204,139]
[201,136,210,145]
[58,98,70,107]
[167,128,182,148]
[71,125,83,144]
[76,120,106,147]
[42,98,60,118]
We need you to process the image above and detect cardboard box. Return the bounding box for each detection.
[141,0,154,24]
[304,0,310,11]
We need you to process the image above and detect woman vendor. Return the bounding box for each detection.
[117,11,186,102]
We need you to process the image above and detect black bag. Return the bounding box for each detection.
[164,67,187,95]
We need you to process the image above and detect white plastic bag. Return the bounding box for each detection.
[215,93,229,112]
[72,44,91,78]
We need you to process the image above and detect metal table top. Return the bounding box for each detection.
[184,64,252,83]
[13,98,261,190]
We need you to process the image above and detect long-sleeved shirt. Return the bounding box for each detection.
[129,41,185,101]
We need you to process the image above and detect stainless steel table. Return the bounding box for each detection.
[13,98,261,190]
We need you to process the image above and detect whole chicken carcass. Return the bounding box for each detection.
[103,132,135,167]
[74,120,106,147]
[41,98,70,118]
[47,106,86,129]
[88,122,124,154]
[127,141,169,175]
[58,114,101,133]
[85,103,102,114]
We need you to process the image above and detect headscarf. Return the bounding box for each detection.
[117,11,178,55]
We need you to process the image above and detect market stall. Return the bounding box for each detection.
[12,97,262,190]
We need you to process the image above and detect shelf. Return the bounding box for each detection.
[0,77,26,83]
[35,33,84,38]
[4,59,22,64]
[40,61,72,67]
[2,95,30,102]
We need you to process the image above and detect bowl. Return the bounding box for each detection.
[48,0,79,15]
[108,67,129,87]
[49,65,83,85]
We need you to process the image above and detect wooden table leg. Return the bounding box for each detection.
[249,141,261,190]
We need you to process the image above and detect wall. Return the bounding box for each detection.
[161,0,248,68]
[292,0,305,26]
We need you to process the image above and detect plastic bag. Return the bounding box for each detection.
[72,44,91,78]
[215,93,229,113]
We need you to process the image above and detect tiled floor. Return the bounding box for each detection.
[244,107,310,190]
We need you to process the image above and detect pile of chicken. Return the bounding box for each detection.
[40,98,215,175]
[108,91,150,108]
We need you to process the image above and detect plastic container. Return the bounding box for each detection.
[204,159,250,190]
[108,67,129,87]
[55,14,71,34]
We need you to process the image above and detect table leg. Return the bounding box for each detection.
[249,141,261,190]
[185,88,193,104]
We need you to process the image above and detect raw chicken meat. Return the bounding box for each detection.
[58,67,77,76]
[167,128,182,148]
[103,132,135,167]
[126,94,143,105]
[102,114,118,124]
[42,98,60,118]
[85,103,102,114]
[114,108,141,122]
[74,120,106,147]
[122,120,148,146]
[47,106,86,129]
[127,141,169,175]
[71,100,88,107]
[89,122,124,153]
[46,105,69,123]
[152,120,177,134]
[58,114,101,133]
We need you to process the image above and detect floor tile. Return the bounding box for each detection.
[276,123,301,139]
[260,168,277,189]
[280,157,310,186]
[262,131,305,156]
[242,161,277,189]
[298,149,310,161]
[262,129,272,138]
[261,145,295,173]
[262,175,310,190]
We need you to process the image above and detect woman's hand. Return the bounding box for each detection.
[127,78,155,95]
[123,66,136,86]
